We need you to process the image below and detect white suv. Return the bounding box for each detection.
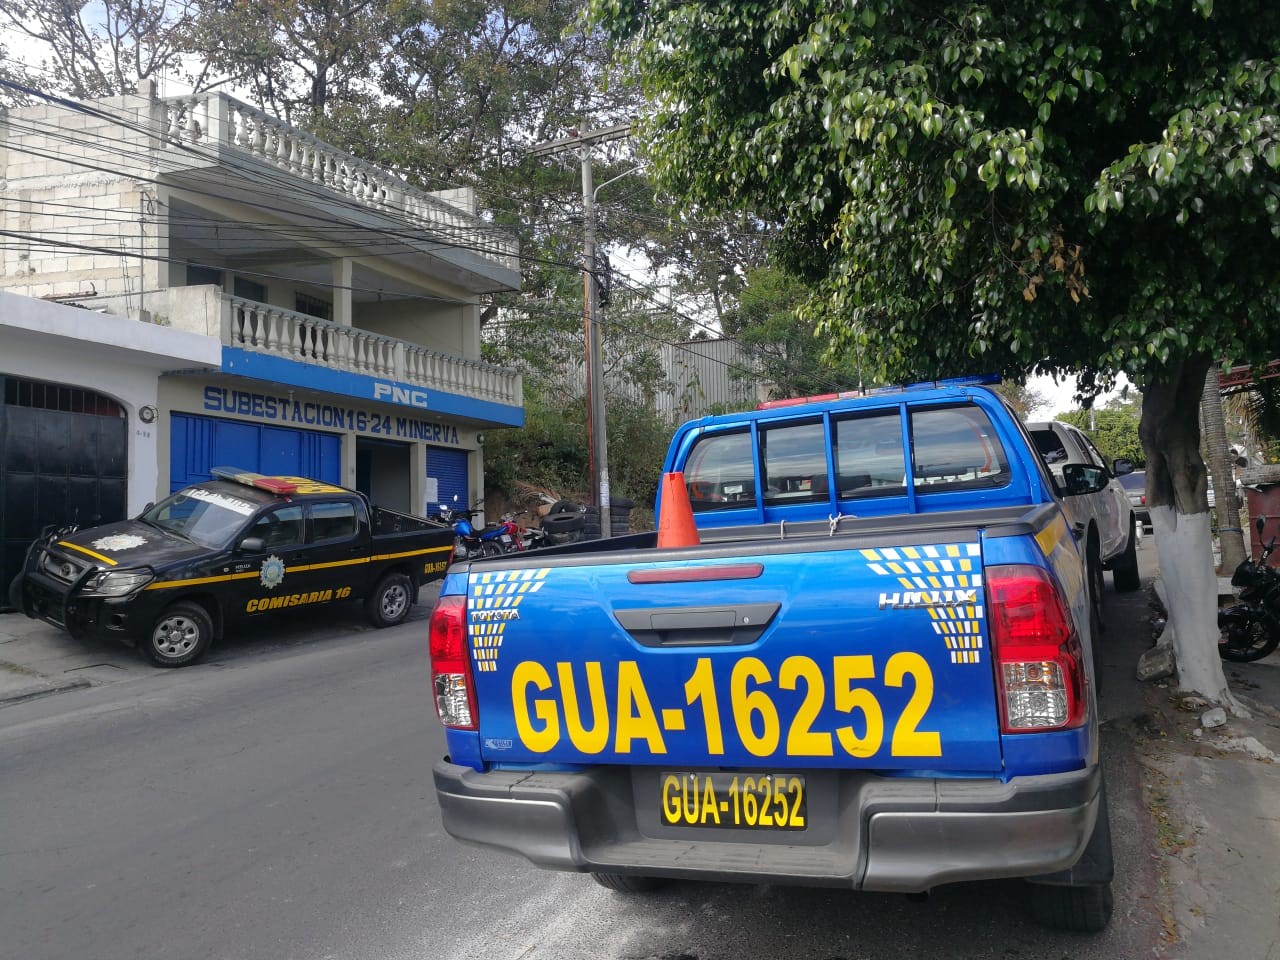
[1027,421,1142,627]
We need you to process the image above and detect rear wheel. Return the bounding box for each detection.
[1111,517,1141,593]
[1219,617,1280,662]
[591,873,667,893]
[366,572,412,628]
[143,601,213,667]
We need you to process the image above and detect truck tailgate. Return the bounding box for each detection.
[466,536,1003,774]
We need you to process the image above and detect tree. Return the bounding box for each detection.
[192,0,419,125]
[588,0,1280,705]
[0,0,206,100]
[724,263,863,399]
[1057,408,1144,468]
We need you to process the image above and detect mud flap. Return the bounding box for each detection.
[1027,776,1114,887]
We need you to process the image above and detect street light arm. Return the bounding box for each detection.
[593,165,647,203]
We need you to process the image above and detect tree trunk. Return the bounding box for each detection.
[1202,365,1248,573]
[1139,354,1238,708]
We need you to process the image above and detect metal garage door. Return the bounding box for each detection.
[427,447,469,513]
[170,413,341,493]
[1,377,127,600]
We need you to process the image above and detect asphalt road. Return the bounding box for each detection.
[0,546,1169,960]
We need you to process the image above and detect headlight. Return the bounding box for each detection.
[81,568,154,597]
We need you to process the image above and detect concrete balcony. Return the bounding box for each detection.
[104,286,524,427]
[156,92,519,293]
[222,294,521,411]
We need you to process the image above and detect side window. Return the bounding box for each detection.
[910,406,1011,491]
[311,500,356,542]
[1031,428,1070,465]
[684,430,755,512]
[834,411,906,498]
[1078,433,1108,471]
[249,505,304,549]
[761,420,829,504]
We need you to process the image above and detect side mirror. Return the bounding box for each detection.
[1112,458,1134,476]
[1062,464,1108,496]
[238,536,265,553]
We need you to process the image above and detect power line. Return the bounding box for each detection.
[1,80,847,395]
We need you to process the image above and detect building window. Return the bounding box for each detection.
[234,277,267,303]
[295,293,332,322]
[186,264,223,288]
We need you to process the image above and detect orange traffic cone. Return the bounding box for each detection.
[656,471,701,548]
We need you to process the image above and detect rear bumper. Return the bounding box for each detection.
[433,760,1101,892]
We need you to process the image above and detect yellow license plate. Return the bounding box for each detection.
[659,772,806,830]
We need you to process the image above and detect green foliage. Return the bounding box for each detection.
[1056,408,1144,467]
[993,380,1049,420]
[724,263,863,398]
[587,0,1280,395]
[483,387,672,510]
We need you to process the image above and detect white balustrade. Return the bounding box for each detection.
[160,93,518,272]
[222,296,521,408]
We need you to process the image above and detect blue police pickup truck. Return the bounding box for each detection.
[429,381,1117,931]
[11,469,455,667]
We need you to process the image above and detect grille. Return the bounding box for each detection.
[42,550,87,583]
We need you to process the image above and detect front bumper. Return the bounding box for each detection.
[433,761,1101,892]
[13,566,147,642]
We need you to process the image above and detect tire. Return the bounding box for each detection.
[1029,882,1114,933]
[1111,517,1141,593]
[1087,536,1105,638]
[480,541,503,558]
[591,873,667,893]
[143,601,213,667]
[366,572,413,628]
[548,500,581,516]
[541,512,585,535]
[1219,617,1280,662]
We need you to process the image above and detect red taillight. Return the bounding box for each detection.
[429,595,477,730]
[987,564,1086,733]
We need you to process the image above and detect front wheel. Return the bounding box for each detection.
[1219,616,1280,662]
[143,601,213,667]
[1087,537,1105,637]
[366,572,413,628]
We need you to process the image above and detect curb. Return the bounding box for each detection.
[0,674,92,707]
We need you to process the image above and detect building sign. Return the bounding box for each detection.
[373,381,430,409]
[202,386,460,445]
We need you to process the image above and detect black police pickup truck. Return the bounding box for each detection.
[9,468,455,666]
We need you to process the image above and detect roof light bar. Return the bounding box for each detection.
[210,467,299,495]
[756,376,1001,410]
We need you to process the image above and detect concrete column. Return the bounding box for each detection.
[333,258,353,327]
[462,300,481,359]
[411,442,428,516]
[340,431,358,489]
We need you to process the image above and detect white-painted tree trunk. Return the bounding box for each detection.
[1148,504,1241,712]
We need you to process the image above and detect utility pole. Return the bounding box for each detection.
[528,123,631,538]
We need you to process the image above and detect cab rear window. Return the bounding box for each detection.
[910,406,1011,491]
[684,430,755,511]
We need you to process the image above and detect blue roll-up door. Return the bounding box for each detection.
[171,413,341,492]
[427,447,469,513]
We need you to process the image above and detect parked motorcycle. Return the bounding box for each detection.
[438,498,524,558]
[1218,516,1280,662]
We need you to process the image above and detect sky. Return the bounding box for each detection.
[1029,371,1134,418]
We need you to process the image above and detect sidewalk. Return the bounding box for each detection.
[1132,560,1280,958]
